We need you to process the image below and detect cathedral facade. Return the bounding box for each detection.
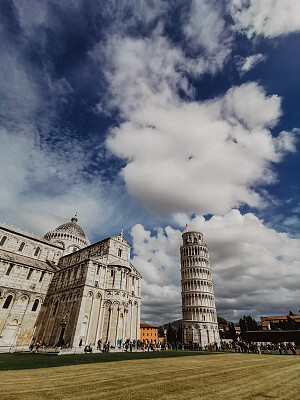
[0,217,141,352]
[180,230,220,347]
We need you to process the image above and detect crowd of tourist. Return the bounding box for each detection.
[222,340,298,355]
[29,338,299,356]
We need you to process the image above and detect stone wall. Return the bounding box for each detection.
[0,258,54,349]
[0,224,63,263]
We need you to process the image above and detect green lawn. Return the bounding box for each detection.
[0,350,220,371]
[0,353,299,400]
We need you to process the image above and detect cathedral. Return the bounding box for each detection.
[0,217,141,352]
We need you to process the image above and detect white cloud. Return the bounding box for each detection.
[236,53,265,75]
[131,223,183,324]
[95,34,189,117]
[100,0,168,31]
[132,210,300,324]
[92,6,297,217]
[229,0,300,38]
[107,81,296,215]
[183,0,232,73]
[94,1,233,117]
[221,82,280,130]
[275,129,299,154]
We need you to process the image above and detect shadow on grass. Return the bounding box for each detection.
[0,350,224,371]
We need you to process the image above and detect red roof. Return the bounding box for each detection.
[140,323,158,329]
[260,315,300,322]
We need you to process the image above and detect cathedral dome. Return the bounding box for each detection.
[55,218,87,240]
[44,216,90,254]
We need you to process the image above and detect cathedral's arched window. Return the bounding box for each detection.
[118,249,122,257]
[39,271,45,282]
[53,300,59,315]
[5,263,14,276]
[18,242,25,252]
[3,295,13,309]
[0,236,7,246]
[31,299,39,311]
[26,268,33,280]
[34,247,40,257]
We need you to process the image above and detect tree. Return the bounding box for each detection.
[287,315,297,330]
[167,322,177,343]
[245,315,258,331]
[239,315,258,338]
[289,310,294,316]
[229,322,237,341]
[158,327,164,337]
[177,324,183,343]
[217,316,228,326]
[239,317,247,339]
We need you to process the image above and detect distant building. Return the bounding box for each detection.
[180,230,220,346]
[222,325,241,338]
[140,323,158,343]
[0,217,141,352]
[235,326,241,334]
[260,315,300,330]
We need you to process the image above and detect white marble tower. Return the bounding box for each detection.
[180,230,220,346]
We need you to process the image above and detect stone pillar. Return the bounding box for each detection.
[122,309,128,342]
[95,295,104,343]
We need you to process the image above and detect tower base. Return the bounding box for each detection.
[182,321,220,347]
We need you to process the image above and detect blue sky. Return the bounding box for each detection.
[1,0,300,325]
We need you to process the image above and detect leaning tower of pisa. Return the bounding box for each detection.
[180,230,220,347]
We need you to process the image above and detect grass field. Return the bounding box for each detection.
[1,353,299,400]
[0,350,220,370]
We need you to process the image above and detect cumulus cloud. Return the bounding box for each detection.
[92,2,297,216]
[132,210,300,324]
[236,53,265,75]
[131,223,182,324]
[274,129,299,154]
[107,80,297,215]
[228,0,300,38]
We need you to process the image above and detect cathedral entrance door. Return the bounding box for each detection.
[57,328,65,347]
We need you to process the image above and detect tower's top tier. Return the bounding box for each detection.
[182,231,203,246]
